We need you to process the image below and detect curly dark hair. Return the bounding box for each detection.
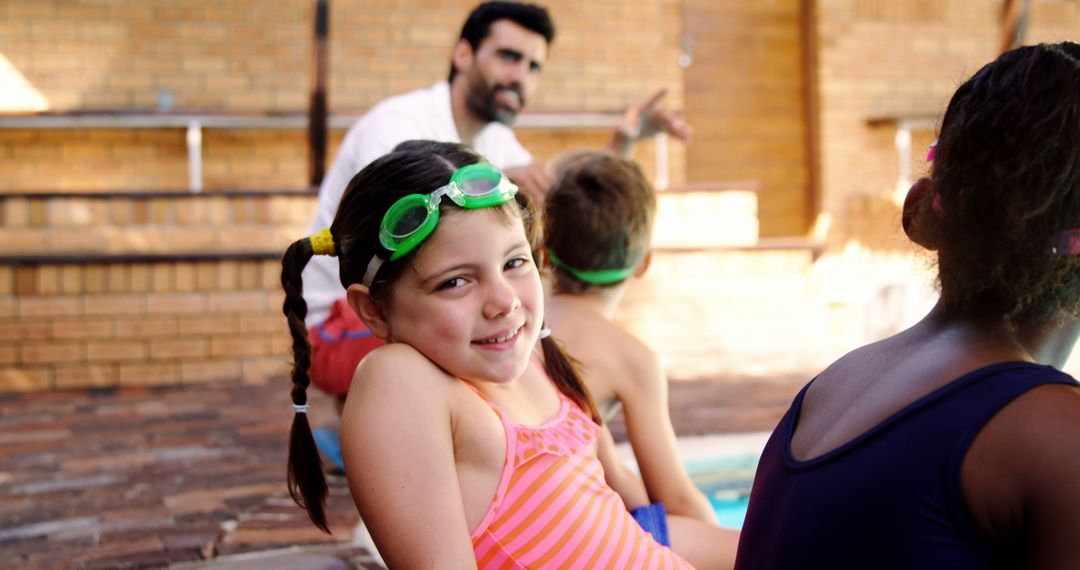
[914,42,1080,326]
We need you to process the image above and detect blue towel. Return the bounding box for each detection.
[630,502,670,546]
[312,427,345,473]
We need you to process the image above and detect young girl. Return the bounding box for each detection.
[736,43,1080,568]
[281,140,693,568]
[543,150,738,568]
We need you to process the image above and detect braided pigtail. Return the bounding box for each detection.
[540,333,602,424]
[281,231,333,533]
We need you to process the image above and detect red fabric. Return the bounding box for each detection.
[308,298,384,396]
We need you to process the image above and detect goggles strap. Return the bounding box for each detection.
[362,255,385,288]
[547,250,636,285]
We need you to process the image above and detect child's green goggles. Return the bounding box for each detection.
[362,162,518,286]
[547,250,636,285]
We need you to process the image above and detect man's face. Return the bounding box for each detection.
[460,19,547,125]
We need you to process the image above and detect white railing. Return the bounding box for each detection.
[0,111,672,193]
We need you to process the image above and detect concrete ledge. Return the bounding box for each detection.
[0,251,283,266]
[1,188,317,199]
[0,109,622,131]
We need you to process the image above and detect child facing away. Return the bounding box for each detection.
[542,150,739,569]
[736,42,1080,569]
[280,139,694,568]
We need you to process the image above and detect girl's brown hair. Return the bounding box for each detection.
[543,150,656,294]
[280,140,597,532]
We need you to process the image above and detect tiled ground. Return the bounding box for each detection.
[0,367,813,570]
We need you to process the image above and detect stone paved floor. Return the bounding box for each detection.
[0,365,815,569]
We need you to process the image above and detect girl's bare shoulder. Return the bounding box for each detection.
[350,343,457,405]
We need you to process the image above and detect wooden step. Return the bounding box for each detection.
[0,190,315,255]
[615,244,853,381]
[653,183,759,248]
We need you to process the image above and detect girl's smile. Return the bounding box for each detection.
[472,323,525,349]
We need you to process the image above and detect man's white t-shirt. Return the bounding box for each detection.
[303,81,533,325]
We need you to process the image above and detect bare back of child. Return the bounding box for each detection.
[544,150,739,569]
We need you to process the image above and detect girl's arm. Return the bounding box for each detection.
[620,346,717,524]
[340,345,478,569]
[595,425,650,510]
[963,383,1080,569]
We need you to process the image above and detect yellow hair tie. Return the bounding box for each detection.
[309,228,335,256]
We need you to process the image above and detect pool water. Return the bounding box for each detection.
[617,433,767,531]
[709,494,751,529]
[686,453,759,530]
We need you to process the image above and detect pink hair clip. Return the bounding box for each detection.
[926,139,938,162]
[1052,229,1080,255]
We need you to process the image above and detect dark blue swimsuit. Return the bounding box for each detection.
[735,361,1079,569]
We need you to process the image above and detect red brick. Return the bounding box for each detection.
[21,341,83,365]
[0,344,16,365]
[196,262,217,292]
[119,363,180,386]
[107,265,131,293]
[15,266,37,295]
[36,265,60,295]
[146,294,206,315]
[239,314,285,334]
[0,321,50,341]
[52,319,114,339]
[240,358,287,383]
[210,338,271,358]
[19,296,81,318]
[150,339,209,359]
[55,364,118,389]
[114,316,180,339]
[86,340,147,362]
[82,294,146,317]
[84,265,108,294]
[208,292,269,314]
[0,267,12,295]
[181,360,241,383]
[177,315,241,336]
[0,367,53,391]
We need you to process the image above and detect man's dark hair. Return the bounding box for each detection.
[448,1,556,82]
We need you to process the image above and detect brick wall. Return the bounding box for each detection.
[816,0,1080,251]
[0,0,686,192]
[0,188,313,391]
[1,0,683,113]
[0,258,288,391]
[683,0,811,237]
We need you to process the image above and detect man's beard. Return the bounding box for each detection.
[466,73,525,125]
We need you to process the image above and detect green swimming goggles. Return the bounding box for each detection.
[547,250,636,285]
[362,162,519,287]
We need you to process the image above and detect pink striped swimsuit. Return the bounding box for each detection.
[467,384,693,569]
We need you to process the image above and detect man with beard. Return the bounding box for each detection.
[301,1,690,473]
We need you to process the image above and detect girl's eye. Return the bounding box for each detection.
[505,257,529,271]
[437,277,466,290]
